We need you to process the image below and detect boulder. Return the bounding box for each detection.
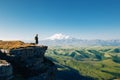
[0,60,13,80]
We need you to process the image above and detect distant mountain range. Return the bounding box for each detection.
[24,33,120,46]
[40,38,120,46]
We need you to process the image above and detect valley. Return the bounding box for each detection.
[45,46,120,80]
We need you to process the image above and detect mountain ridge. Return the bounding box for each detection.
[40,38,120,46]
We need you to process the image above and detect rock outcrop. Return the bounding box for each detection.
[0,41,56,80]
[0,60,13,80]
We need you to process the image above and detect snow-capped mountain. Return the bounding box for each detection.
[25,33,120,46]
[40,34,120,46]
[46,33,70,40]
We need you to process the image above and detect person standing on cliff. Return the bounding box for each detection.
[35,34,39,45]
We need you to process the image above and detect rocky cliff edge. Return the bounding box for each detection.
[0,41,56,80]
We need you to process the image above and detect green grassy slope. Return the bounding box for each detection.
[45,46,120,80]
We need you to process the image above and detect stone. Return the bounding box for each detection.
[0,60,13,80]
[0,41,56,80]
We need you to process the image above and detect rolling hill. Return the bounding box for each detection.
[45,46,120,80]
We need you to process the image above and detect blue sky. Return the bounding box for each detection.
[0,0,120,40]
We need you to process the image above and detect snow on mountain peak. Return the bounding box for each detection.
[47,33,70,40]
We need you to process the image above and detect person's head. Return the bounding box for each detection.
[36,34,38,36]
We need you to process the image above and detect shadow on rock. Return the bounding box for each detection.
[56,65,94,80]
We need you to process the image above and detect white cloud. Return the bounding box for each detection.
[46,33,70,40]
